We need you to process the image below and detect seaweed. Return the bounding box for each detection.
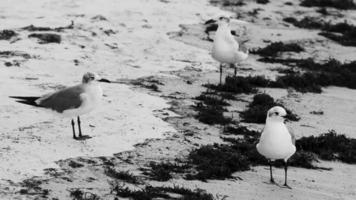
[300,0,356,10]
[22,21,74,32]
[142,162,189,182]
[297,130,356,164]
[111,184,214,200]
[28,33,61,44]
[104,167,140,184]
[251,42,304,57]
[0,30,17,40]
[240,93,300,123]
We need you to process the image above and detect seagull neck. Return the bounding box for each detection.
[217,24,230,33]
[266,117,283,124]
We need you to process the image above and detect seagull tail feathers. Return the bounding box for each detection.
[9,96,42,107]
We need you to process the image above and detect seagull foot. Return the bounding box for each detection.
[283,183,292,189]
[74,135,92,140]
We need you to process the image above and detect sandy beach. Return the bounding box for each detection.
[0,0,355,199]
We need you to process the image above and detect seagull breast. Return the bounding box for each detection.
[257,121,296,161]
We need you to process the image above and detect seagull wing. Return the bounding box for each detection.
[288,126,296,145]
[36,85,85,113]
[224,32,240,51]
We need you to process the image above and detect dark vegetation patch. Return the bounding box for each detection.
[256,0,269,4]
[142,162,189,182]
[0,30,17,40]
[283,17,356,46]
[240,93,300,124]
[195,93,230,107]
[259,58,356,91]
[194,92,232,125]
[185,144,250,180]
[69,189,100,200]
[205,76,260,94]
[28,33,61,44]
[0,51,31,59]
[210,0,245,7]
[19,179,49,197]
[300,0,356,10]
[104,167,140,184]
[110,184,214,200]
[274,72,324,93]
[310,110,324,115]
[251,42,304,57]
[317,7,329,15]
[283,17,324,29]
[132,78,163,92]
[68,160,84,168]
[297,130,356,164]
[22,21,74,32]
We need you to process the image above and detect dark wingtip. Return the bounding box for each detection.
[10,96,41,107]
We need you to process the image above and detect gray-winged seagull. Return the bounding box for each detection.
[256,106,296,188]
[212,17,249,85]
[10,72,106,140]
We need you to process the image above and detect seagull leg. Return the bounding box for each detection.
[234,64,237,77]
[71,119,76,139]
[219,64,223,85]
[269,160,275,184]
[77,116,82,138]
[284,160,292,189]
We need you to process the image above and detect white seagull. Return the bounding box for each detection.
[212,17,249,85]
[11,72,105,140]
[256,106,296,188]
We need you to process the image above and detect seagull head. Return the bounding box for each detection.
[82,72,100,84]
[266,106,287,122]
[217,16,230,27]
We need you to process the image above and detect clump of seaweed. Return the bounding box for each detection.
[260,58,356,91]
[110,183,215,200]
[251,42,304,57]
[69,189,100,200]
[185,144,251,181]
[142,162,189,182]
[28,33,61,44]
[194,92,232,125]
[256,0,269,4]
[0,30,17,40]
[283,17,324,29]
[195,93,230,107]
[205,76,263,94]
[22,21,74,32]
[297,130,356,164]
[104,167,140,184]
[283,17,356,46]
[240,93,300,123]
[211,0,245,7]
[300,0,356,10]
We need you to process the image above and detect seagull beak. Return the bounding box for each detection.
[97,78,111,83]
[283,115,289,122]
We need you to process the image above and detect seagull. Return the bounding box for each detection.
[10,72,106,140]
[212,16,249,85]
[256,106,296,188]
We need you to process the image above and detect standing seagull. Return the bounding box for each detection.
[212,17,249,85]
[10,72,104,140]
[256,106,296,188]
